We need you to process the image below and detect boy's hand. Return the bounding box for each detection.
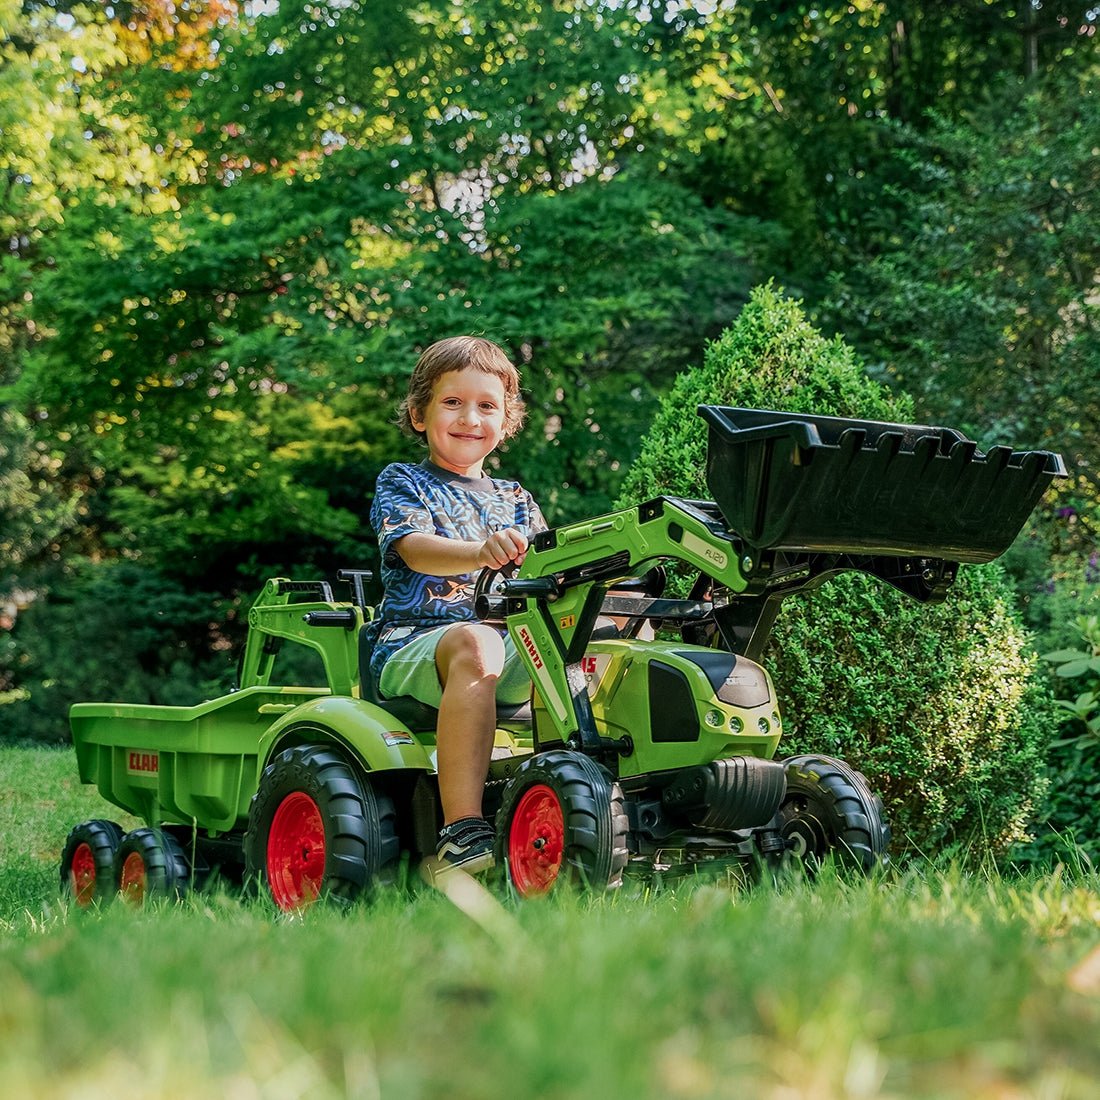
[477,527,529,569]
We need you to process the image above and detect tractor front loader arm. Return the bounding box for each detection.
[495,499,963,749]
[692,403,1066,661]
[497,496,753,753]
[703,548,960,662]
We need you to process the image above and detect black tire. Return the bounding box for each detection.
[114,827,191,905]
[496,750,629,897]
[244,744,399,911]
[778,754,891,873]
[60,819,125,908]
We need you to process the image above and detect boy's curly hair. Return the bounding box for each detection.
[398,336,527,440]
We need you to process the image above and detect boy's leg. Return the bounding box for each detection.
[433,623,506,824]
[377,622,512,878]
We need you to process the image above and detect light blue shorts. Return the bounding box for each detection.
[377,623,532,707]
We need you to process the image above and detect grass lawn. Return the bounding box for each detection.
[1,740,1098,1099]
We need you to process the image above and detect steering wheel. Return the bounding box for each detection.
[473,561,518,623]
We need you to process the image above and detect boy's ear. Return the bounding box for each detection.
[409,405,425,431]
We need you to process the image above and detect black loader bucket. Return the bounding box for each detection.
[699,406,1067,564]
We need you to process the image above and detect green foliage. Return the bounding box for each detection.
[660,2,1098,291]
[619,281,912,505]
[823,75,1100,469]
[1001,477,1100,652]
[18,152,773,527]
[0,0,182,384]
[0,408,76,582]
[0,561,237,744]
[1012,615,1100,870]
[1046,618,1100,704]
[92,392,383,587]
[619,284,1055,859]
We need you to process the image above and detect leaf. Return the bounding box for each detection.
[1055,659,1093,678]
[1042,649,1089,663]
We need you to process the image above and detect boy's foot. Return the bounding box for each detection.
[421,817,495,884]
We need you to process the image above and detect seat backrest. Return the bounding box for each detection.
[358,626,441,731]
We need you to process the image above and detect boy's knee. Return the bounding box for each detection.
[436,624,506,680]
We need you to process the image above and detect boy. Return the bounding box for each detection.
[365,336,545,879]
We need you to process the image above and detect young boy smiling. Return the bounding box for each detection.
[365,336,545,878]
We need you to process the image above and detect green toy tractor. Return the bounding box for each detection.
[62,406,1064,908]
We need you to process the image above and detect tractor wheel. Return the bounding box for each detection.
[496,750,629,897]
[60,819,125,908]
[777,754,891,873]
[114,827,191,905]
[244,745,399,911]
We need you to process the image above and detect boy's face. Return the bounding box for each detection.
[412,368,508,478]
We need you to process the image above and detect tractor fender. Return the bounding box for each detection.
[257,695,434,776]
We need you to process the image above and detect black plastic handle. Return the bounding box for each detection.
[500,576,562,598]
[337,569,374,610]
[302,610,357,630]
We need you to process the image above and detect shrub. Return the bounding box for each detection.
[0,561,237,744]
[1001,474,1100,654]
[999,480,1100,869]
[618,283,1055,859]
[1012,615,1100,870]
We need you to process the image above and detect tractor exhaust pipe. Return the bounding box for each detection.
[661,757,787,832]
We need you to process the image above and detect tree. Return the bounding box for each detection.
[655,2,1099,292]
[824,75,1100,472]
[0,408,76,585]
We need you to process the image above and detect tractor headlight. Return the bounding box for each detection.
[758,716,771,734]
[704,710,724,728]
[729,715,744,733]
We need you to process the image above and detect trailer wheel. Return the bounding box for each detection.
[114,827,191,905]
[778,754,891,873]
[245,745,398,911]
[496,750,628,897]
[60,819,125,907]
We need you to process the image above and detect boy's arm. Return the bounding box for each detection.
[395,529,529,576]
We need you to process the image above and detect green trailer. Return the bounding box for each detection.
[62,406,1065,909]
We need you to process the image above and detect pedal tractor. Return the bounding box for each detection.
[62,406,1064,907]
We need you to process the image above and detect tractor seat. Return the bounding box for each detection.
[358,626,531,732]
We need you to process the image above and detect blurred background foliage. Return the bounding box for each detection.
[0,0,1097,861]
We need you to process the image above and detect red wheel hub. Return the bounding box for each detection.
[70,842,97,907]
[508,784,565,896]
[267,791,326,910]
[119,851,147,905]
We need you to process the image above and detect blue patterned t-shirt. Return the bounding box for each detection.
[364,460,546,684]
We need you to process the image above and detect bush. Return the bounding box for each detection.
[1011,615,1100,870]
[1001,474,1100,654]
[0,561,238,744]
[618,283,1056,860]
[999,481,1100,868]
